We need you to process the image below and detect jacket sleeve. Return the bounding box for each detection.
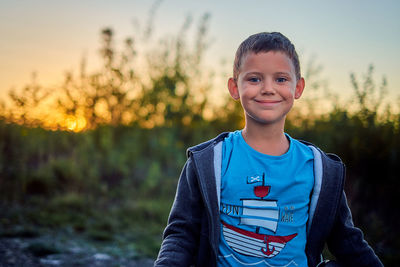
[154,157,203,266]
[326,191,383,267]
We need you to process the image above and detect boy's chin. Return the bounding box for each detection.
[245,115,287,127]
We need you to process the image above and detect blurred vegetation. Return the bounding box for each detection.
[0,9,399,265]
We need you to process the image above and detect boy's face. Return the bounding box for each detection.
[228,51,305,127]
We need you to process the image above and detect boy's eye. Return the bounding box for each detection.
[248,77,261,83]
[276,77,287,83]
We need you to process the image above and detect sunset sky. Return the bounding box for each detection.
[1,0,399,106]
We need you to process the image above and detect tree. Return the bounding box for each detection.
[5,73,51,127]
[350,64,388,123]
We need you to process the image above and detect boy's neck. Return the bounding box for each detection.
[242,123,289,156]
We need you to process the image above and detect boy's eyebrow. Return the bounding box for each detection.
[243,71,263,76]
[243,71,292,76]
[275,71,291,76]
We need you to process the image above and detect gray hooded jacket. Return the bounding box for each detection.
[155,133,383,267]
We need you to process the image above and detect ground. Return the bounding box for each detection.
[0,234,154,267]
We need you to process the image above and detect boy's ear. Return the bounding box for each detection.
[294,77,305,99]
[228,78,240,100]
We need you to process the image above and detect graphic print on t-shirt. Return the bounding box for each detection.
[217,131,314,266]
[221,172,297,259]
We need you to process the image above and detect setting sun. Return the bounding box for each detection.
[65,115,87,132]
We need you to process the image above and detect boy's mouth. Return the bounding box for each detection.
[255,99,281,103]
[254,99,282,105]
[252,99,283,109]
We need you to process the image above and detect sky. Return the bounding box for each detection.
[1,0,400,106]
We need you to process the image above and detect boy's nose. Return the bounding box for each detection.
[260,80,275,94]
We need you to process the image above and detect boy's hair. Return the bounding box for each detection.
[233,32,301,81]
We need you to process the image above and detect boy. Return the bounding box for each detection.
[155,32,383,266]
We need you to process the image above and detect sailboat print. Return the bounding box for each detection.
[222,173,297,258]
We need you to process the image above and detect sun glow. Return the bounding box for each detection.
[65,115,87,132]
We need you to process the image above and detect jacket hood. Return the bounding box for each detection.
[186,132,229,157]
[188,133,343,163]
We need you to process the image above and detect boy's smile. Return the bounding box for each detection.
[228,51,304,127]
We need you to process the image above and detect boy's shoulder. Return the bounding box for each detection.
[186,132,230,157]
[298,139,343,164]
[187,132,343,166]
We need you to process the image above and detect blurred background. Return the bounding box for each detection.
[0,0,399,265]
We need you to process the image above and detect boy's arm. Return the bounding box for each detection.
[327,191,383,267]
[155,158,203,266]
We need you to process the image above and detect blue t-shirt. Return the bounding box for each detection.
[217,131,314,266]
